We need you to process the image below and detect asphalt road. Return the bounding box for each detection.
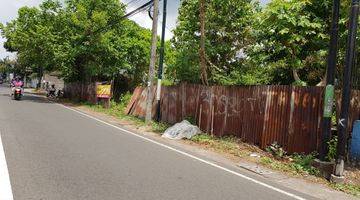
[0,85,315,200]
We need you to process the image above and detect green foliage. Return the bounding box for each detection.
[249,0,332,85]
[293,80,308,87]
[266,142,286,159]
[106,92,133,115]
[191,134,213,143]
[1,0,152,84]
[290,153,319,176]
[151,121,171,133]
[81,92,170,133]
[0,58,24,76]
[330,183,360,197]
[327,136,338,162]
[184,116,196,125]
[260,153,319,176]
[168,0,342,86]
[1,0,356,89]
[170,0,263,85]
[191,134,247,157]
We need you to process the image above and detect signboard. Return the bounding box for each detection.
[323,85,335,118]
[96,84,112,98]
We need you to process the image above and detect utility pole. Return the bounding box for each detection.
[332,0,360,182]
[199,0,208,85]
[145,0,160,123]
[319,0,341,161]
[156,0,168,122]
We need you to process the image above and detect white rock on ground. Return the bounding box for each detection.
[162,120,201,140]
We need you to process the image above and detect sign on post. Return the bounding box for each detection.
[96,84,112,98]
[96,83,112,108]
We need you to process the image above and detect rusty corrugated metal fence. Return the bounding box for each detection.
[126,83,325,154]
[64,82,97,103]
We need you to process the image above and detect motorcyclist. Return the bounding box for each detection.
[11,76,24,96]
[47,84,56,97]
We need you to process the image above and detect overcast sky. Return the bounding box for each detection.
[0,0,270,59]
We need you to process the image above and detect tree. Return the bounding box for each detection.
[112,20,152,101]
[171,0,260,85]
[0,57,25,77]
[1,0,153,91]
[249,0,333,86]
[0,0,70,87]
[56,0,128,82]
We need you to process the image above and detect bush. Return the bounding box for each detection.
[266,142,287,159]
[184,116,196,125]
[290,153,319,176]
[326,136,337,162]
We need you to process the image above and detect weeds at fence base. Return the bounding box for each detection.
[83,102,170,134]
[260,155,320,177]
[330,183,360,197]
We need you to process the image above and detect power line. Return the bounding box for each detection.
[86,0,153,38]
[72,0,156,48]
[159,20,172,32]
[125,0,144,7]
[125,0,138,6]
[121,0,154,19]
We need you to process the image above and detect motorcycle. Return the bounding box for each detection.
[47,89,56,99]
[57,90,64,98]
[13,87,22,100]
[47,89,63,100]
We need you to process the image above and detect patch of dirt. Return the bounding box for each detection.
[345,167,360,185]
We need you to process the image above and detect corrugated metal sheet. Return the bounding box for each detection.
[64,82,97,103]
[127,83,326,153]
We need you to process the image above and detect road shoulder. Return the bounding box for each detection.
[60,103,357,200]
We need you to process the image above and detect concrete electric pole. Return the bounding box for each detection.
[145,0,160,123]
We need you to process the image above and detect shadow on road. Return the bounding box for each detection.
[0,93,54,104]
[22,94,55,104]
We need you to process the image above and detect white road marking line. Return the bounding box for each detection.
[59,104,307,200]
[0,132,14,200]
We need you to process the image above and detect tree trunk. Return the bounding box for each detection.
[292,68,301,82]
[37,66,43,89]
[199,0,208,85]
[317,71,327,86]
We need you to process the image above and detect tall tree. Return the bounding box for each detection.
[171,0,259,85]
[1,0,153,91]
[249,0,333,86]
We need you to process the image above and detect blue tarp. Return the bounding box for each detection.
[350,120,360,161]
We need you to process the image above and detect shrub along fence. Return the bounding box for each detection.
[126,83,325,154]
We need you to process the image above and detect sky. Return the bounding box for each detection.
[0,0,270,59]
